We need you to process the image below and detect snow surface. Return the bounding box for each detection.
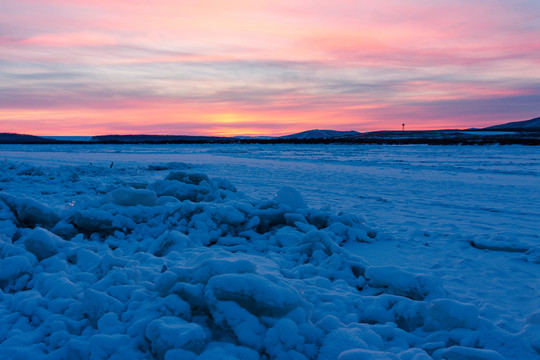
[0,144,539,359]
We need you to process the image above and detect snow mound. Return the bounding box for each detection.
[147,162,192,171]
[146,316,207,357]
[365,266,446,300]
[522,247,540,264]
[0,163,531,359]
[274,186,307,210]
[110,188,157,207]
[23,227,68,261]
[471,234,530,253]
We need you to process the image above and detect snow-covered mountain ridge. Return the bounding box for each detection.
[484,116,540,131]
[280,130,360,140]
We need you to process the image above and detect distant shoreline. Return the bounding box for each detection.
[2,115,540,145]
[1,130,539,146]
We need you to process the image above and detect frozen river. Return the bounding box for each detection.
[1,143,539,359]
[2,143,539,241]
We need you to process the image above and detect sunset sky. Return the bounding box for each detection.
[2,0,540,136]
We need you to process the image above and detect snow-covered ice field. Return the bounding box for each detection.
[0,144,539,359]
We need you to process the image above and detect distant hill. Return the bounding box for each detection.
[281,129,359,140]
[483,116,540,131]
[0,133,61,144]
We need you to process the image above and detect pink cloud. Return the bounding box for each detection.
[21,32,115,47]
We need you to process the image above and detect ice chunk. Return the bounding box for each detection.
[424,299,479,331]
[273,226,304,247]
[0,346,47,360]
[0,255,35,282]
[50,220,78,239]
[165,171,205,184]
[471,234,530,253]
[173,257,256,284]
[97,312,123,335]
[211,300,266,349]
[399,348,432,360]
[210,177,237,192]
[149,180,207,202]
[274,186,307,210]
[264,318,303,357]
[145,316,207,358]
[147,162,192,171]
[161,294,192,319]
[0,192,59,228]
[206,273,300,317]
[76,248,101,272]
[211,205,246,225]
[154,271,178,296]
[23,227,66,261]
[71,209,114,233]
[338,348,399,360]
[71,209,134,234]
[166,171,209,185]
[0,220,17,240]
[164,349,197,360]
[89,334,145,360]
[156,196,181,206]
[319,328,373,360]
[435,346,504,360]
[110,188,157,207]
[151,231,191,257]
[365,266,445,300]
[197,342,259,360]
[45,277,78,299]
[12,289,45,317]
[361,295,427,332]
[83,289,124,327]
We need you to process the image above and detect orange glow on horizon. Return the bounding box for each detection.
[0,104,504,137]
[1,0,539,134]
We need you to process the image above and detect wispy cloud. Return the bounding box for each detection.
[1,0,539,135]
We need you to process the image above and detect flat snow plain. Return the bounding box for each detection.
[0,144,538,359]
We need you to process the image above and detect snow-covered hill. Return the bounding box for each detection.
[281,129,360,140]
[484,116,540,131]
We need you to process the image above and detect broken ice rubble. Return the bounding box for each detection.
[0,165,536,359]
